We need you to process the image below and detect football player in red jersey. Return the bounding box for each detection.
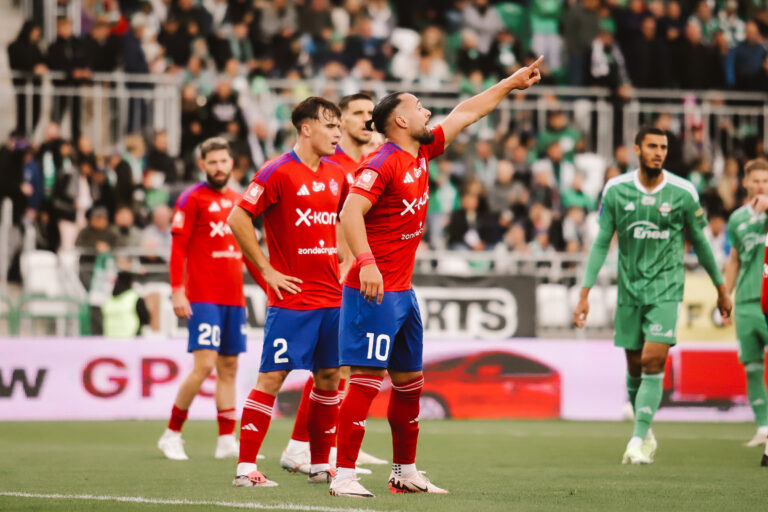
[157,137,267,461]
[228,97,352,487]
[280,92,387,474]
[329,57,544,498]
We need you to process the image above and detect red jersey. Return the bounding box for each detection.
[237,150,349,310]
[327,145,362,185]
[345,126,445,291]
[170,183,249,306]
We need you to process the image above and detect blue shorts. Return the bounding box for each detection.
[187,303,247,355]
[260,307,340,372]
[339,286,423,371]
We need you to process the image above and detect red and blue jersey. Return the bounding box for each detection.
[326,145,362,185]
[237,150,350,310]
[170,183,248,306]
[344,126,445,291]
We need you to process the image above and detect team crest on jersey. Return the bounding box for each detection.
[356,170,378,191]
[243,182,264,204]
[641,195,656,206]
[172,210,185,229]
[312,181,326,192]
[658,202,672,216]
[329,179,339,196]
[415,157,426,177]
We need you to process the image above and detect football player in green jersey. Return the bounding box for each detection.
[724,158,768,448]
[573,127,732,465]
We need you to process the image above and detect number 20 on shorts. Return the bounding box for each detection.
[366,332,391,361]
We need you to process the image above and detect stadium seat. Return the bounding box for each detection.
[536,284,570,328]
[436,255,474,275]
[21,250,62,296]
[574,152,606,200]
[137,282,174,337]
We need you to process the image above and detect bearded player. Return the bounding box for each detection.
[157,137,267,461]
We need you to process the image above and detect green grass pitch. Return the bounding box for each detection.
[0,419,765,511]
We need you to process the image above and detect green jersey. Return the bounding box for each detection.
[728,205,767,304]
[582,170,723,305]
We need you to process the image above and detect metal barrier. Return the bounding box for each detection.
[3,70,181,155]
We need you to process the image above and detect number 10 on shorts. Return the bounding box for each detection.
[366,332,391,361]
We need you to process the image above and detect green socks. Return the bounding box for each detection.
[626,374,642,410]
[745,361,768,427]
[632,372,664,439]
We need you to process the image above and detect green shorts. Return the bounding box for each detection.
[614,302,680,350]
[734,301,768,364]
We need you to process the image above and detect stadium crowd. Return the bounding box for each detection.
[2,0,768,278]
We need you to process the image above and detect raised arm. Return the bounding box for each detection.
[339,193,383,304]
[441,56,543,148]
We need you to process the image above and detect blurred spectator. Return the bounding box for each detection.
[563,0,600,86]
[675,22,715,89]
[48,17,90,141]
[367,0,395,39]
[102,268,150,338]
[467,139,498,190]
[457,29,489,77]
[228,21,258,71]
[718,0,746,47]
[731,21,768,91]
[447,185,500,251]
[171,0,213,38]
[588,29,631,89]
[627,16,670,88]
[533,142,576,193]
[530,0,564,75]
[462,0,504,55]
[561,172,595,211]
[427,159,459,249]
[536,111,581,163]
[487,29,522,78]
[530,167,561,211]
[613,145,631,174]
[503,222,530,253]
[51,141,80,250]
[562,206,587,253]
[344,16,387,74]
[85,19,122,72]
[180,84,206,170]
[206,80,247,139]
[111,206,143,248]
[123,15,151,132]
[8,22,46,136]
[687,0,719,45]
[146,130,178,184]
[158,17,191,67]
[703,211,728,263]
[141,204,172,260]
[0,132,29,227]
[76,205,116,265]
[487,160,516,215]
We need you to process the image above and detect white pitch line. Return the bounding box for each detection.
[0,492,393,512]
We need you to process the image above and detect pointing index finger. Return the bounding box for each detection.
[529,55,544,70]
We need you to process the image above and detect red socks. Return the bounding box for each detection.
[168,404,188,432]
[290,376,314,442]
[307,387,340,464]
[336,374,383,469]
[331,378,347,447]
[217,408,237,436]
[238,389,275,463]
[388,376,424,464]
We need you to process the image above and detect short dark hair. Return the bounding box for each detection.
[291,97,341,130]
[745,158,768,175]
[199,137,231,159]
[635,126,667,146]
[339,92,374,112]
[366,92,404,134]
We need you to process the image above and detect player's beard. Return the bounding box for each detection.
[640,157,663,179]
[350,131,371,146]
[413,126,435,145]
[206,171,230,189]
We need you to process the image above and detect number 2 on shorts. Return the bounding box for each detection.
[274,338,289,363]
[366,332,391,361]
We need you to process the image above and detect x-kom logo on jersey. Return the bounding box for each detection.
[400,191,429,216]
[209,221,231,237]
[295,208,338,227]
